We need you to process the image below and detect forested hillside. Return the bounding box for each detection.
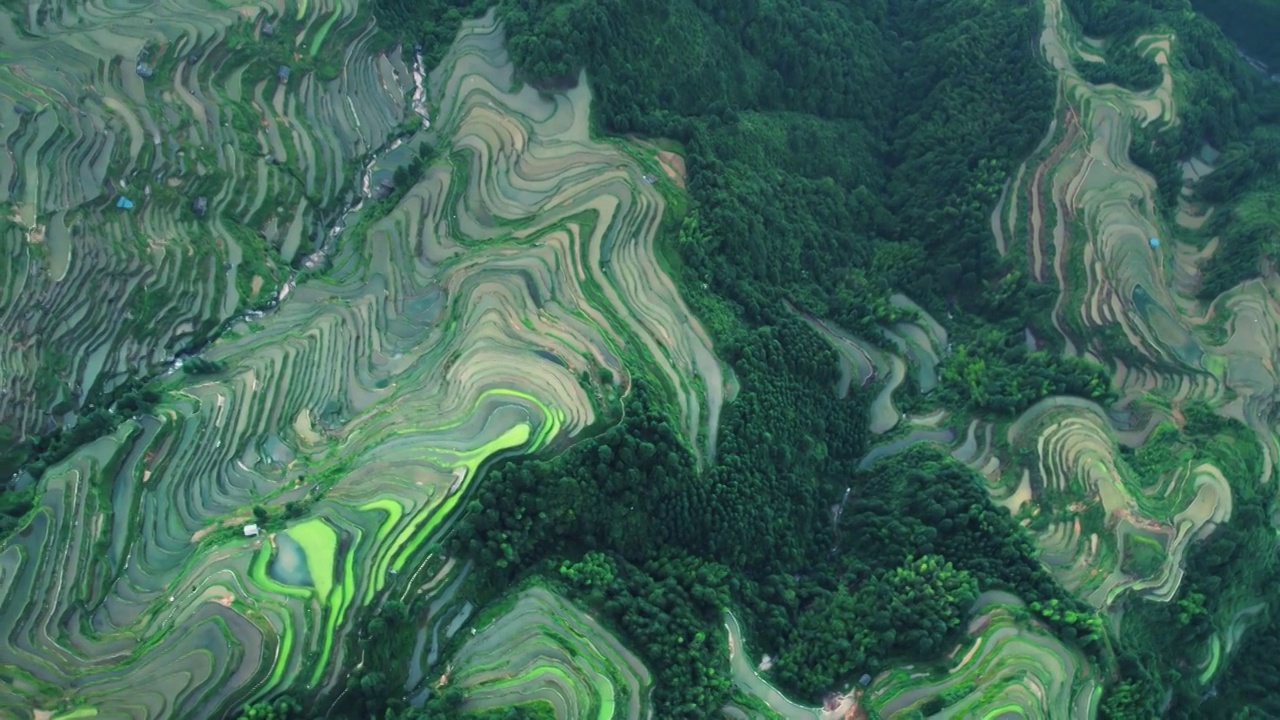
[1191,0,1280,69]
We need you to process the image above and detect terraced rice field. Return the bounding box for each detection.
[856,0,1280,699]
[866,591,1099,719]
[0,8,721,718]
[0,0,425,441]
[449,587,652,719]
[864,0,1280,694]
[796,295,945,435]
[1019,0,1271,417]
[982,0,1271,611]
[1006,397,1230,607]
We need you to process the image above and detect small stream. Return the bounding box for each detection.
[163,47,436,378]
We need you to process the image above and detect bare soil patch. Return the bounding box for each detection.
[628,135,688,189]
[656,150,686,188]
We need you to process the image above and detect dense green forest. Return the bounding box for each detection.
[199,0,1277,716]
[1191,0,1280,69]
[461,419,1113,703]
[1193,123,1280,299]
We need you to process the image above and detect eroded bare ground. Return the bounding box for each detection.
[657,151,687,188]
[628,136,688,189]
